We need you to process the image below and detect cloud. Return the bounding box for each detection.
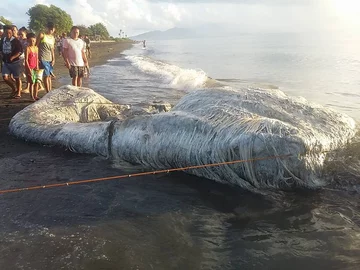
[146,0,314,5]
[161,3,184,21]
[1,0,359,37]
[34,0,49,5]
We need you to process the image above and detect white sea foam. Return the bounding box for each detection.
[9,85,357,191]
[126,55,208,90]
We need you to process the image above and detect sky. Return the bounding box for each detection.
[1,0,360,37]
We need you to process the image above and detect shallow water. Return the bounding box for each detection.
[1,33,360,269]
[91,34,360,121]
[1,149,359,269]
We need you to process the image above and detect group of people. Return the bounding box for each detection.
[0,22,91,101]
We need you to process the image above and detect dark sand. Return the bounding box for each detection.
[0,41,133,186]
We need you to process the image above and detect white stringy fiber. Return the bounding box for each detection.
[9,85,356,191]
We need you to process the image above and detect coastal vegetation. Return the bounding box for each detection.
[27,5,73,35]
[0,15,12,25]
[88,23,110,40]
[25,4,112,40]
[2,5,131,41]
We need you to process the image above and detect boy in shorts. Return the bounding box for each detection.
[0,26,23,98]
[62,26,89,87]
[37,22,55,92]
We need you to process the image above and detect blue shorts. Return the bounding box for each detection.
[40,60,53,76]
[2,61,21,78]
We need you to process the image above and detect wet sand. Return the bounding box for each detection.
[0,41,133,188]
[1,40,360,270]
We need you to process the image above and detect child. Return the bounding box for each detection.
[25,33,40,100]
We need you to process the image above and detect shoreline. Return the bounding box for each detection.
[0,41,133,108]
[0,41,133,166]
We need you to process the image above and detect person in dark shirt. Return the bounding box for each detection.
[0,24,3,73]
[0,25,23,98]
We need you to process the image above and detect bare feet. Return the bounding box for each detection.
[39,83,45,91]
[8,87,18,98]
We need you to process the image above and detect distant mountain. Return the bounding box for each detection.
[131,27,197,40]
[130,24,243,40]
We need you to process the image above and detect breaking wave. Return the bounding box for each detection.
[126,55,209,90]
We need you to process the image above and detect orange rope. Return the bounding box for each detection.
[0,154,292,195]
[0,102,124,107]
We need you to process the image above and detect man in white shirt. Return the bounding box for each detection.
[62,26,88,87]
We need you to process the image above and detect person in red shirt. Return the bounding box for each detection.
[25,33,40,100]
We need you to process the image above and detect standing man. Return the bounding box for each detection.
[62,26,89,87]
[0,25,23,98]
[60,32,67,56]
[18,27,29,93]
[37,22,55,92]
[84,35,91,59]
[56,35,61,56]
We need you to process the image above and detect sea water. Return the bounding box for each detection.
[91,33,360,121]
[1,33,360,269]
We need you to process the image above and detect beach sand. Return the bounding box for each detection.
[0,41,133,189]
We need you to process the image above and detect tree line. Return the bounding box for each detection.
[1,4,111,40]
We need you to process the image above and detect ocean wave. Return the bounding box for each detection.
[9,85,357,192]
[126,55,209,90]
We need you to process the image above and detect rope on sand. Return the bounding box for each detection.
[0,118,12,122]
[0,102,120,107]
[0,154,292,195]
